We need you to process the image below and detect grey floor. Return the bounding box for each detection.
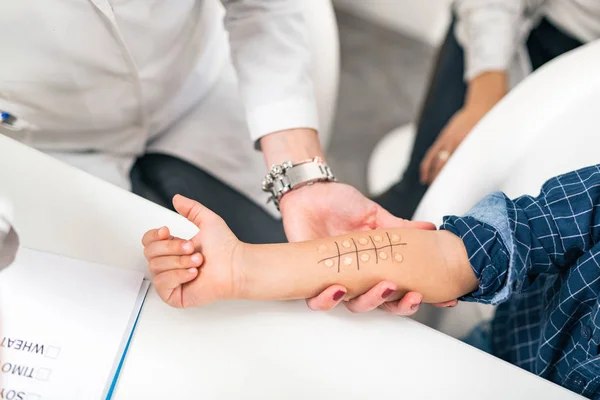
[328,11,437,193]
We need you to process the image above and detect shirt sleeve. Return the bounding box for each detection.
[441,165,600,305]
[221,0,319,143]
[454,0,526,81]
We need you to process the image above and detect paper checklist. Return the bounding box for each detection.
[0,248,149,399]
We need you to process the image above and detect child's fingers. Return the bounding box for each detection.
[148,253,203,275]
[306,285,347,311]
[344,282,398,313]
[153,268,199,307]
[144,238,195,261]
[142,226,171,246]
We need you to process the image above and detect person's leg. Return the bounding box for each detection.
[373,18,467,219]
[131,154,286,244]
[526,17,584,71]
[133,48,286,245]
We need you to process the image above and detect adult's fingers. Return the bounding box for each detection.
[306,284,347,311]
[144,238,195,261]
[429,148,451,183]
[148,253,203,275]
[345,281,398,313]
[432,299,458,308]
[376,208,436,231]
[380,206,436,231]
[420,138,444,185]
[379,291,424,316]
[409,220,437,230]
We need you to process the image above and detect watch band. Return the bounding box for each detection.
[262,157,336,210]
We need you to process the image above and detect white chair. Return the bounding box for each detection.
[368,123,416,196]
[369,39,600,337]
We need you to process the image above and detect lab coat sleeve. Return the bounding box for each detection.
[221,0,319,143]
[454,0,528,81]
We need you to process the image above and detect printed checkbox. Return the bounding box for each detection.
[35,368,51,381]
[45,346,61,359]
[27,394,42,400]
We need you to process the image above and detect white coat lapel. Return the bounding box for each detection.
[87,0,117,24]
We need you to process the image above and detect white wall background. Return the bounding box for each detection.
[333,0,453,46]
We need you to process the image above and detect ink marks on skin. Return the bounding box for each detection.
[318,242,342,272]
[319,235,406,272]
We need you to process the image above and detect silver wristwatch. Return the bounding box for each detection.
[262,157,336,210]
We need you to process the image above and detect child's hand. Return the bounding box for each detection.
[142,195,244,308]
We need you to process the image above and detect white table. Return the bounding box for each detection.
[0,136,582,399]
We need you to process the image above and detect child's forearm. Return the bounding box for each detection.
[237,229,478,303]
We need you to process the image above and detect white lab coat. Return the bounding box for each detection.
[0,0,319,213]
[454,0,600,88]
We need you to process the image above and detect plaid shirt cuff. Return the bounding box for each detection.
[441,192,513,305]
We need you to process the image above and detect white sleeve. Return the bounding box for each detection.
[221,0,319,143]
[454,0,527,81]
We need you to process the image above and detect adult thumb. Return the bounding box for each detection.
[376,205,436,231]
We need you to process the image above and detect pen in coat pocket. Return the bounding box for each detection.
[1,111,38,131]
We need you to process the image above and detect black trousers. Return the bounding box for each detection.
[131,153,286,244]
[373,17,584,219]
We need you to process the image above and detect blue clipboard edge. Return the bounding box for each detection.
[105,279,151,399]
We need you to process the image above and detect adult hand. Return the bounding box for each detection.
[280,182,434,242]
[419,105,488,185]
[346,284,458,315]
[420,71,508,185]
[261,130,418,242]
[260,128,458,314]
[279,182,457,312]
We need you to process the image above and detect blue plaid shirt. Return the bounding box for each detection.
[441,165,600,399]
